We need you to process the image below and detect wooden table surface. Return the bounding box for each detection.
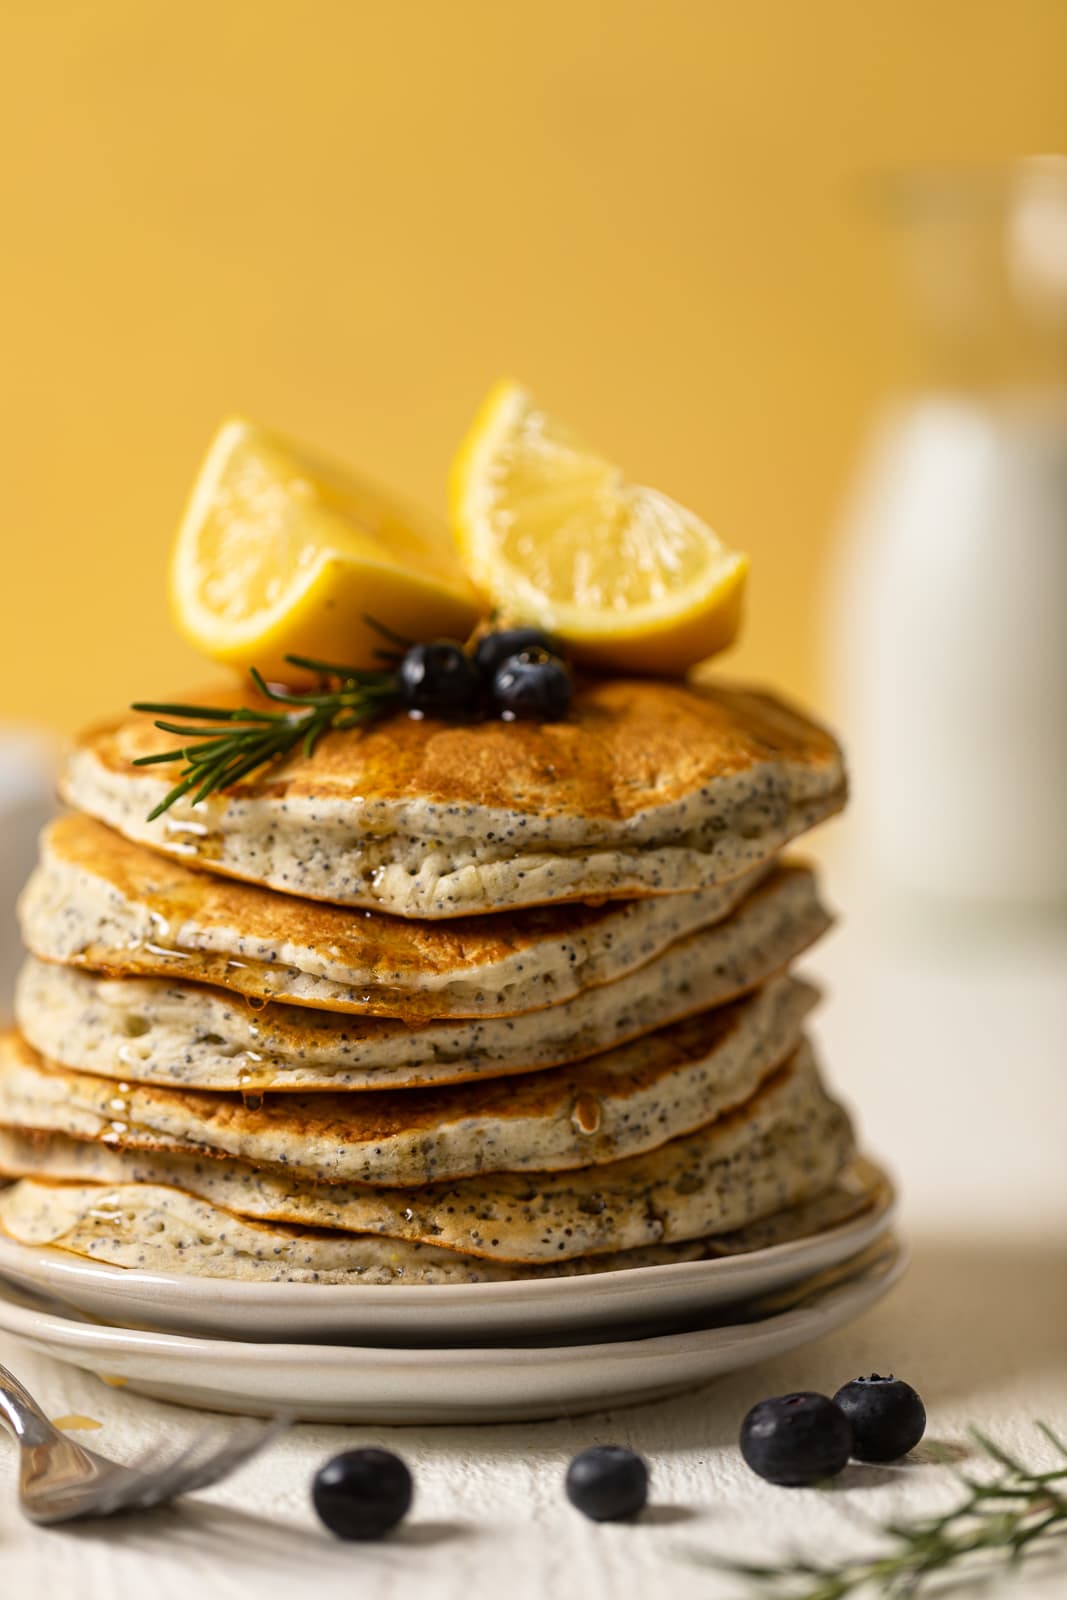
[2,880,1066,1600]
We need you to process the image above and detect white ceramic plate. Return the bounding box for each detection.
[0,1235,903,1424]
[0,1160,895,1344]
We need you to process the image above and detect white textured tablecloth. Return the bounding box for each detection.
[2,882,1066,1599]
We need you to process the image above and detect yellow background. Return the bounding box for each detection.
[2,1,1064,732]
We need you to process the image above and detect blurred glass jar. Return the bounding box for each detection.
[827,159,1067,910]
[0,729,57,1017]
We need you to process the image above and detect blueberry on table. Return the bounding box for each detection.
[739,1392,852,1485]
[397,641,481,718]
[312,1447,413,1540]
[565,1444,649,1521]
[833,1375,927,1461]
[474,626,556,680]
[492,648,573,720]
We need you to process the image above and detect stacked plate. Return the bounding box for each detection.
[0,1198,901,1424]
[0,676,899,1422]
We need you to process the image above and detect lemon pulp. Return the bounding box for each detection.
[450,380,748,674]
[171,418,479,676]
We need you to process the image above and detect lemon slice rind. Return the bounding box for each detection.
[450,381,748,673]
[170,418,479,673]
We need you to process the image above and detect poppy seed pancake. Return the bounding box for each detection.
[15,867,830,1090]
[21,814,777,1019]
[0,1177,712,1282]
[0,1041,857,1271]
[0,977,814,1186]
[62,678,846,916]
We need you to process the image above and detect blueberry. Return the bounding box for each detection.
[312,1447,413,1540]
[565,1444,649,1521]
[491,648,573,720]
[833,1374,926,1462]
[397,641,480,718]
[474,626,556,680]
[739,1392,852,1486]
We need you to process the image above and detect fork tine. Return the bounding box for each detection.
[150,1416,289,1501]
[3,1353,283,1525]
[21,1415,288,1522]
[133,1437,232,1507]
[116,1417,287,1513]
[130,1434,237,1510]
[86,1436,217,1518]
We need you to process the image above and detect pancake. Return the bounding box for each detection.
[0,1041,857,1269]
[0,1161,867,1284]
[21,814,780,1019]
[0,1178,707,1282]
[0,977,814,1186]
[15,869,830,1091]
[63,678,846,916]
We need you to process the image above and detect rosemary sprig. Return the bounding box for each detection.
[131,650,401,821]
[698,1425,1067,1600]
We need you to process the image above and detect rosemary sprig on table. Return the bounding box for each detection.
[699,1425,1067,1600]
[131,650,402,821]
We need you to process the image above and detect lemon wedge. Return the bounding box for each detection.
[170,418,480,676]
[450,381,748,674]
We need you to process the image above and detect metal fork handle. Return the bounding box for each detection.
[0,1362,63,1448]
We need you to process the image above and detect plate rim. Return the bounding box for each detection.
[0,1234,905,1369]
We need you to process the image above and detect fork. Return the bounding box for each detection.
[0,1361,285,1524]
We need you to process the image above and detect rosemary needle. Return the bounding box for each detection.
[131,653,400,820]
[694,1426,1067,1600]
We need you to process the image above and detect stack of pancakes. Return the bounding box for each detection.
[0,678,864,1285]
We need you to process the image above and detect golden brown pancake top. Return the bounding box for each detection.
[75,677,843,823]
